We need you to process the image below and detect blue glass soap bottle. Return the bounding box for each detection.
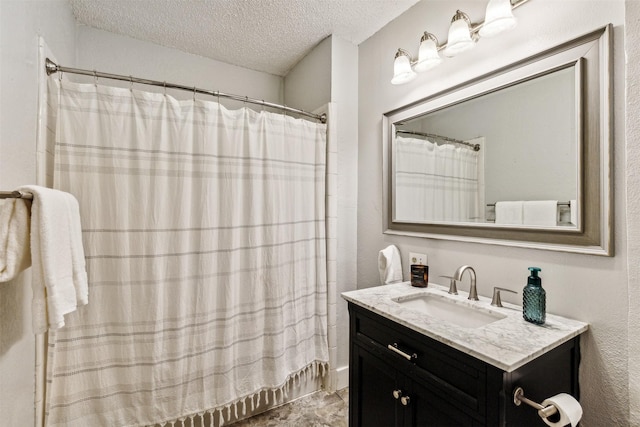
[523,267,546,325]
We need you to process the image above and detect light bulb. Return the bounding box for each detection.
[479,0,517,38]
[442,10,475,58]
[391,49,417,85]
[414,32,442,73]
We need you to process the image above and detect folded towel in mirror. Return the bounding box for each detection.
[523,200,558,226]
[495,201,523,225]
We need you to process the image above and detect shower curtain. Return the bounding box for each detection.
[395,136,480,223]
[45,81,329,426]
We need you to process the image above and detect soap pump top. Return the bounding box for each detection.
[527,267,541,286]
[523,267,545,325]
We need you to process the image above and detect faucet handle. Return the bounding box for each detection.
[491,287,517,307]
[439,275,458,295]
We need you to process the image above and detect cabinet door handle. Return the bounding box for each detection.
[392,389,402,399]
[401,396,411,406]
[387,343,417,361]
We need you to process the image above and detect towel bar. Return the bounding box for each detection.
[0,191,33,200]
[487,201,570,207]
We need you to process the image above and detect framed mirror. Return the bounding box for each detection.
[382,25,612,255]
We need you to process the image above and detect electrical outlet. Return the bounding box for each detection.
[409,252,427,265]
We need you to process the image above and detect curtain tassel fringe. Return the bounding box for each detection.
[151,360,329,427]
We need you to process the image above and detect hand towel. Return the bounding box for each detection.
[570,200,578,225]
[18,185,88,333]
[0,198,32,282]
[495,201,523,225]
[378,245,403,285]
[523,200,558,226]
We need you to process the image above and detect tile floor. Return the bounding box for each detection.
[230,388,348,427]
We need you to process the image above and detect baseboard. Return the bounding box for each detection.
[336,365,349,391]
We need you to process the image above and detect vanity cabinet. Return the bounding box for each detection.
[348,303,581,427]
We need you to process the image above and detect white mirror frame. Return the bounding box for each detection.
[382,25,613,256]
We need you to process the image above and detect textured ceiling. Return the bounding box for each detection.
[69,0,421,76]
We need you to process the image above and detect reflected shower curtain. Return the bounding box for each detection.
[395,136,480,222]
[45,81,329,426]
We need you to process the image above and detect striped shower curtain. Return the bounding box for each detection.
[45,81,329,426]
[395,136,480,223]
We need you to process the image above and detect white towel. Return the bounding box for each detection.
[523,200,558,226]
[18,185,88,333]
[495,201,523,225]
[0,199,32,282]
[378,245,403,285]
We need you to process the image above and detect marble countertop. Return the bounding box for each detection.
[341,282,588,372]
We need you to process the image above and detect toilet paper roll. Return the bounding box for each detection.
[540,393,583,427]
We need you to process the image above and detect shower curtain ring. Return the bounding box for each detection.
[129,76,133,91]
[193,86,196,101]
[93,70,98,87]
[58,70,63,83]
[163,81,167,96]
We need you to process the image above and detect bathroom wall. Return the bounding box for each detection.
[329,35,358,388]
[0,1,77,425]
[625,2,640,424]
[75,25,283,105]
[283,36,332,113]
[358,0,629,425]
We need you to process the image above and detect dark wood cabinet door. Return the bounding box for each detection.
[351,342,401,427]
[408,376,479,427]
[350,341,478,427]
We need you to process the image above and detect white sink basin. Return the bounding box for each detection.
[392,293,506,328]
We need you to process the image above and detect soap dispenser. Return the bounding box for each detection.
[523,267,546,325]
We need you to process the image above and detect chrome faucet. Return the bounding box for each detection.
[453,265,479,301]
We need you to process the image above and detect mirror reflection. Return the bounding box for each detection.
[393,66,578,228]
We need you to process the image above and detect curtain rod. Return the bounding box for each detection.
[396,129,480,151]
[45,58,326,124]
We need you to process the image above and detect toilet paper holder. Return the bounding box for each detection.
[513,387,559,419]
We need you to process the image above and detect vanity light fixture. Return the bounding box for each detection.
[391,0,530,84]
[442,11,476,57]
[391,48,417,85]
